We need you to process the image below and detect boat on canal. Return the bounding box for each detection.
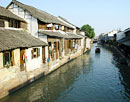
[95,46,101,53]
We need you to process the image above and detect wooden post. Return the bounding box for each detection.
[12,50,14,66]
[64,40,68,55]
[20,49,25,71]
[42,47,46,63]
[59,41,61,57]
[52,42,54,61]
[56,42,59,59]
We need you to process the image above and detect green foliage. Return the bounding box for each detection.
[81,24,95,39]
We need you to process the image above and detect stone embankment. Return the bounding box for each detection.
[0,48,89,99]
[113,46,130,67]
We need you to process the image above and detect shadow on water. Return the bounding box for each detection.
[0,53,92,102]
[1,44,130,102]
[100,44,130,101]
[112,50,130,100]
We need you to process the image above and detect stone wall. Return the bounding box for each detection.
[0,46,89,99]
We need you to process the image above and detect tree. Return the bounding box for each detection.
[81,24,95,39]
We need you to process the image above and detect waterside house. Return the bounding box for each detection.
[98,30,119,45]
[7,0,92,70]
[0,6,48,98]
[57,16,92,52]
[98,28,130,66]
[0,0,92,99]
[7,0,84,61]
[116,28,130,59]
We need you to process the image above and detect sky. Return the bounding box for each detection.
[0,0,130,36]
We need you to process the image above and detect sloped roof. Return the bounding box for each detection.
[39,30,82,39]
[0,6,25,22]
[124,28,130,33]
[117,36,130,46]
[39,31,66,38]
[9,0,73,29]
[122,40,130,46]
[66,33,83,39]
[58,16,80,29]
[0,28,47,52]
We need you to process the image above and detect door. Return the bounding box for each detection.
[56,42,59,59]
[20,49,25,71]
[64,40,68,55]
[42,47,46,63]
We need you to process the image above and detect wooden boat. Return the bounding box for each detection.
[95,47,100,53]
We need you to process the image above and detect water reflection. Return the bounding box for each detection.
[1,44,130,102]
[112,51,130,100]
[1,54,91,102]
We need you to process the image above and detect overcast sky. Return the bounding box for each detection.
[0,0,130,36]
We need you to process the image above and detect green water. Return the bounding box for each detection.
[1,44,130,102]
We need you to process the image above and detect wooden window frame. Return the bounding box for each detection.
[9,20,20,28]
[3,50,14,68]
[31,48,40,59]
[54,42,57,53]
[37,48,40,57]
[0,19,4,27]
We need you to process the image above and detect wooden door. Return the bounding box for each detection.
[64,40,68,55]
[67,40,69,54]
[56,42,59,59]
[59,42,61,57]
[52,49,54,61]
[20,49,25,71]
[42,47,46,63]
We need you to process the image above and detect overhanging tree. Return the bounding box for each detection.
[81,24,95,39]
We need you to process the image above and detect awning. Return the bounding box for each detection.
[0,28,47,52]
[122,40,130,46]
[117,36,130,46]
[65,33,83,39]
[39,31,66,38]
[39,31,83,39]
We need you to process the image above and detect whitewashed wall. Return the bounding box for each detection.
[86,38,91,49]
[38,34,48,60]
[39,34,48,43]
[25,47,43,71]
[81,38,84,49]
[8,3,48,63]
[116,32,126,41]
[57,17,76,34]
[108,30,118,37]
[8,4,38,38]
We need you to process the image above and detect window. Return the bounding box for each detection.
[69,40,71,49]
[3,52,10,66]
[0,19,4,27]
[31,48,40,59]
[55,24,59,30]
[3,51,14,67]
[9,20,20,28]
[37,48,40,57]
[9,20,13,27]
[54,42,56,53]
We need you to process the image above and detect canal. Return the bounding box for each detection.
[1,44,130,102]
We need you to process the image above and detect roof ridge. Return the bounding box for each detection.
[13,0,57,19]
[11,0,74,28]
[0,5,25,22]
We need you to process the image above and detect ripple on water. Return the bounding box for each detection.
[0,44,130,102]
